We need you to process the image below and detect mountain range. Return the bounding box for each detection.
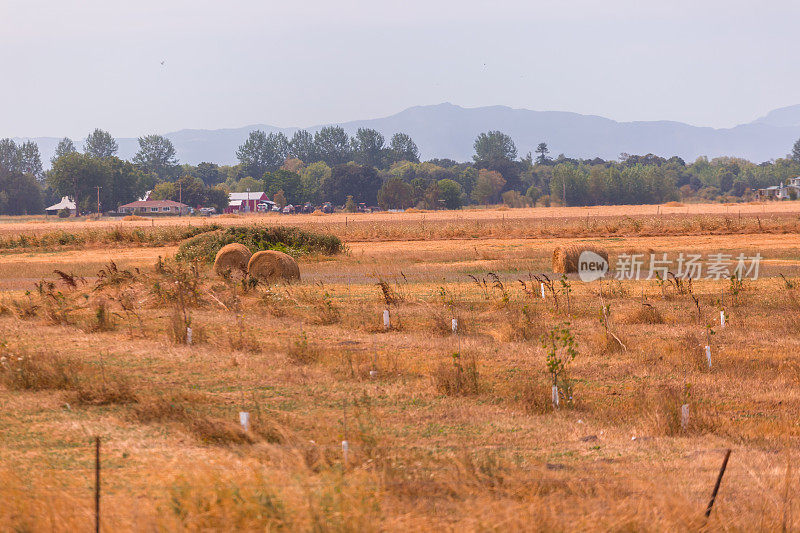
[16,103,800,168]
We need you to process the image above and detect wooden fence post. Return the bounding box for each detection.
[95,436,101,533]
[705,449,732,519]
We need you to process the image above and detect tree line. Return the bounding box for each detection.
[1,126,800,216]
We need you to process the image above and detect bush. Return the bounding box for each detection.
[501,190,531,208]
[57,208,71,218]
[176,225,344,263]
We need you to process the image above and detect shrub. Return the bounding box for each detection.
[541,322,578,407]
[0,351,136,405]
[0,352,78,391]
[176,226,344,263]
[287,331,318,365]
[622,302,664,324]
[432,351,480,396]
[57,208,71,218]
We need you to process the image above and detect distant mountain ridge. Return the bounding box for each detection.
[15,103,800,168]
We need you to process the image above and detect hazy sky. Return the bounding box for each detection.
[3,0,799,138]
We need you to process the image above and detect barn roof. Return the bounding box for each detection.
[119,200,188,208]
[229,192,267,201]
[45,196,76,211]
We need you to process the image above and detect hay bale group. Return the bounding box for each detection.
[213,244,300,282]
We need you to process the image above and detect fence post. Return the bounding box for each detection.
[705,449,732,519]
[95,436,101,533]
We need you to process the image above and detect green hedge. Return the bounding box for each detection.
[175,226,344,263]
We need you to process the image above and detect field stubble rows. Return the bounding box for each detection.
[0,210,799,530]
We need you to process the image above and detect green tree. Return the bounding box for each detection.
[232,176,262,193]
[792,138,800,163]
[47,153,145,214]
[501,190,530,208]
[473,131,517,162]
[352,128,385,168]
[314,126,352,166]
[470,169,506,204]
[409,177,428,206]
[52,137,76,165]
[377,177,413,209]
[236,130,288,178]
[103,157,149,211]
[204,187,229,212]
[454,166,478,198]
[289,130,316,163]
[263,170,303,204]
[0,139,19,173]
[535,142,550,164]
[323,164,381,205]
[149,182,175,202]
[526,185,542,205]
[151,175,206,207]
[195,162,222,186]
[273,190,287,209]
[550,163,588,206]
[437,179,463,209]
[133,135,178,180]
[473,131,521,192]
[422,181,440,209]
[47,152,106,215]
[0,168,42,215]
[389,132,420,163]
[17,141,43,180]
[83,129,118,158]
[300,161,331,204]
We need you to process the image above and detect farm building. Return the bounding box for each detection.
[225,191,269,214]
[118,199,189,215]
[45,196,77,216]
[755,177,800,200]
[756,185,789,200]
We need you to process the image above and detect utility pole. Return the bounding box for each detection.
[95,186,101,217]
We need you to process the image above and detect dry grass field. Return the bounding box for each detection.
[1,203,800,531]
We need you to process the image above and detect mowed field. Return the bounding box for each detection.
[1,204,800,531]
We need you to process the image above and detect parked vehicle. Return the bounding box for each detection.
[322,202,334,214]
[257,201,276,213]
[282,204,295,214]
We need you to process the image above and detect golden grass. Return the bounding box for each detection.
[0,210,799,530]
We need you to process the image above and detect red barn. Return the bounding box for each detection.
[225,191,268,213]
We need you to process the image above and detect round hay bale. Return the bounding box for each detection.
[213,243,252,277]
[552,245,609,274]
[247,250,300,282]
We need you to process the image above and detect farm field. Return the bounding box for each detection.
[1,204,800,531]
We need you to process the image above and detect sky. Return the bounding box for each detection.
[2,0,800,138]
